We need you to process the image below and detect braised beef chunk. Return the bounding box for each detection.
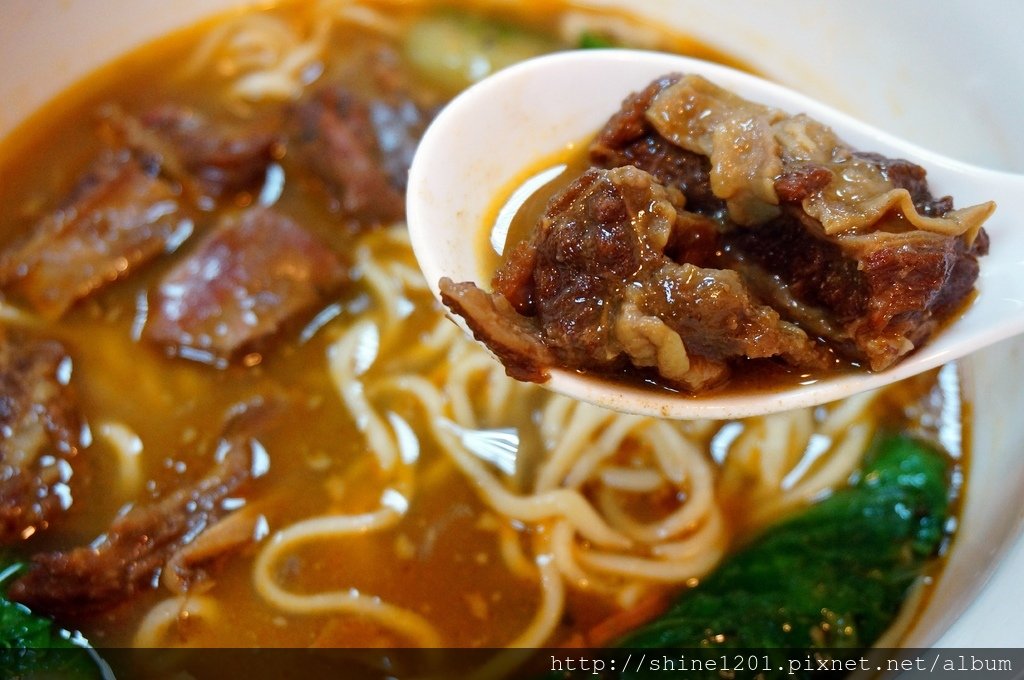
[491,239,539,315]
[640,74,990,372]
[842,225,988,369]
[589,74,725,217]
[290,85,432,223]
[454,74,993,388]
[144,207,346,363]
[162,503,265,595]
[724,213,868,330]
[441,278,554,383]
[931,228,989,314]
[517,168,646,370]
[106,104,279,199]
[726,209,990,370]
[9,400,269,616]
[773,163,835,203]
[852,152,954,217]
[443,75,997,389]
[0,330,82,544]
[0,152,190,318]
[444,167,826,390]
[728,142,987,371]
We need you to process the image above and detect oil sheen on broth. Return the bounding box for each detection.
[0,0,964,657]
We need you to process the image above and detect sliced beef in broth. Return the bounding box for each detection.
[0,330,82,544]
[144,206,346,363]
[0,152,190,318]
[289,85,432,224]
[9,398,273,616]
[105,103,280,200]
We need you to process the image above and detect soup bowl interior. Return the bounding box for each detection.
[2,0,1023,650]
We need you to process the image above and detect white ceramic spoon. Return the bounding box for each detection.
[406,49,1024,420]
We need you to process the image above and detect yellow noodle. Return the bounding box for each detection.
[774,423,872,509]
[535,398,620,491]
[496,521,538,580]
[647,421,701,484]
[446,350,510,428]
[576,546,724,583]
[460,551,565,680]
[327,320,398,472]
[96,421,144,496]
[182,11,331,104]
[598,466,664,492]
[371,371,633,547]
[244,227,894,654]
[548,519,608,593]
[325,1,404,38]
[822,389,881,435]
[354,243,408,342]
[443,431,633,547]
[0,302,36,325]
[507,550,565,648]
[133,594,221,647]
[560,415,651,489]
[252,508,443,647]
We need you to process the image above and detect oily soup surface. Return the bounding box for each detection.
[0,0,962,651]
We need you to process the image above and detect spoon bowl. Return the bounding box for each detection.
[407,49,1024,420]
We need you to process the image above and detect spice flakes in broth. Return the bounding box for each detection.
[0,0,963,662]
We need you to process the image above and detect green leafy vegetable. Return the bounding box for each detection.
[577,31,617,49]
[404,11,559,93]
[0,560,102,678]
[606,432,951,677]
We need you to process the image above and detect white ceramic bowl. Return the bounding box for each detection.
[2,0,1022,651]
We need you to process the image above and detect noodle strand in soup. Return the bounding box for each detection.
[244,228,892,646]
[0,0,963,660]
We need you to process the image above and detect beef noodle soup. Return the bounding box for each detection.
[0,0,963,675]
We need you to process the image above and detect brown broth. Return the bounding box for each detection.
[0,0,965,655]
